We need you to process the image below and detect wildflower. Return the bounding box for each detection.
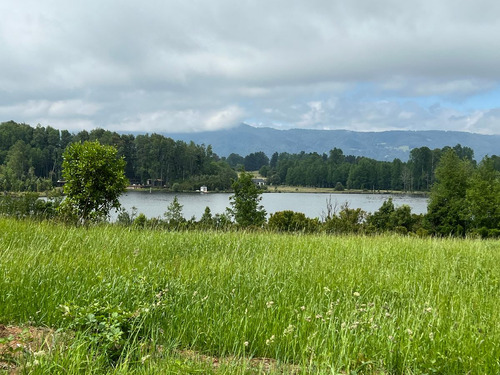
[265,335,275,345]
[26,360,40,367]
[141,355,151,364]
[353,292,360,297]
[304,316,311,322]
[424,307,432,313]
[244,341,249,347]
[315,314,323,319]
[300,305,306,311]
[266,301,274,308]
[429,332,434,341]
[283,324,295,336]
[323,286,331,293]
[388,335,394,341]
[407,329,413,336]
[385,312,391,318]
[33,350,46,357]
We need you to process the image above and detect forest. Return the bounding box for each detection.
[0,121,236,192]
[1,120,499,194]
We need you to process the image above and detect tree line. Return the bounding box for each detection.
[1,120,499,197]
[226,145,499,192]
[0,121,236,192]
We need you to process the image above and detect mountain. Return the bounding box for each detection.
[165,124,499,161]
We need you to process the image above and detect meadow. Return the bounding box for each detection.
[0,218,499,374]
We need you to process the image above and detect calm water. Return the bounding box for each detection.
[112,191,428,221]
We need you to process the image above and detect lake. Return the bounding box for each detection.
[112,191,428,221]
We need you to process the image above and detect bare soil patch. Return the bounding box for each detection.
[0,324,54,373]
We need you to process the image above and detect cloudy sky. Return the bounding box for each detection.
[2,0,500,134]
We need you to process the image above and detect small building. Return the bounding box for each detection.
[146,179,164,187]
[252,178,266,187]
[200,185,208,193]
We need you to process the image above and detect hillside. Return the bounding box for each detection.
[166,124,500,161]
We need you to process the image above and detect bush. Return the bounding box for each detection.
[323,204,366,234]
[488,228,500,238]
[269,210,319,233]
[133,213,147,228]
[0,193,59,220]
[59,295,166,365]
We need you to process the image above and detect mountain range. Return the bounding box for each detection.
[165,124,499,162]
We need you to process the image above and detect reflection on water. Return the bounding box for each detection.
[112,191,428,221]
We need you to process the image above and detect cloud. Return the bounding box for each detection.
[108,105,245,133]
[1,0,500,134]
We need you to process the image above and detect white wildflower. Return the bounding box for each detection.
[265,335,275,345]
[283,324,295,336]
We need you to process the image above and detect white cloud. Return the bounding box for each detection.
[1,0,500,134]
[205,106,245,130]
[108,105,245,133]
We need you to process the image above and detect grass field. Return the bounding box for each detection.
[0,218,499,374]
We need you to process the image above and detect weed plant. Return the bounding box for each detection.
[0,218,499,374]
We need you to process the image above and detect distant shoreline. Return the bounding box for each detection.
[125,185,429,197]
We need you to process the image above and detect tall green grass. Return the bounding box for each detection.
[0,218,499,374]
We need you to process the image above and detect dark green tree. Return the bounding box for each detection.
[368,198,396,231]
[164,196,185,225]
[60,141,128,225]
[465,156,500,232]
[226,153,245,169]
[244,151,269,171]
[230,171,266,227]
[425,149,472,236]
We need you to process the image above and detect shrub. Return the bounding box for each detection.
[269,210,319,233]
[59,297,164,365]
[133,213,147,228]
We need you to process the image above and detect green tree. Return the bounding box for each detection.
[60,141,128,225]
[244,151,269,171]
[164,196,185,225]
[226,153,245,169]
[230,171,266,227]
[425,149,472,236]
[466,156,500,232]
[368,198,396,231]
